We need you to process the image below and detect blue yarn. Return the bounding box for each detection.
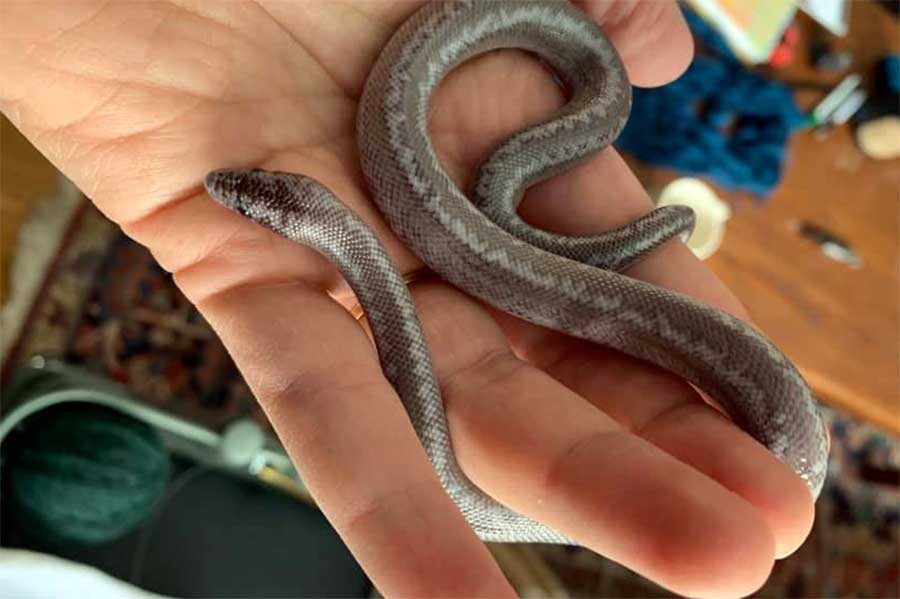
[615,9,806,197]
[883,55,899,94]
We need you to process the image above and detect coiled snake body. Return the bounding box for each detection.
[205,0,828,544]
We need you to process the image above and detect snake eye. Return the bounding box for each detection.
[233,202,250,217]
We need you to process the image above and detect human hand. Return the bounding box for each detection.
[0,2,814,596]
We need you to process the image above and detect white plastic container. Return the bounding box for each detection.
[656,178,731,260]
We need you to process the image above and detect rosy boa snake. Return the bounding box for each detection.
[204,0,828,544]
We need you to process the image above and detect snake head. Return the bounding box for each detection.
[204,168,306,231]
[204,168,356,248]
[204,168,266,217]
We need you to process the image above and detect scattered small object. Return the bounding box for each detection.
[794,221,862,268]
[855,115,900,159]
[810,41,853,72]
[814,88,869,138]
[656,178,731,260]
[807,73,863,128]
[827,88,869,126]
[799,0,851,36]
[769,24,799,68]
[218,418,265,468]
[852,54,900,159]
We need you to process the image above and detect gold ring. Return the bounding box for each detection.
[350,268,432,322]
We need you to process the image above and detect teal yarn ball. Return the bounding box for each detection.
[5,402,171,546]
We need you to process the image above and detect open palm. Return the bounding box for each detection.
[2,2,814,597]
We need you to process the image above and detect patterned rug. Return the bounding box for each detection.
[1,199,264,435]
[2,198,897,598]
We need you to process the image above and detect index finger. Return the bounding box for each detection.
[578,0,694,87]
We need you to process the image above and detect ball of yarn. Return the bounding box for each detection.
[615,9,806,197]
[5,403,170,546]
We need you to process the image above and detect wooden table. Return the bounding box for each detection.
[632,3,899,433]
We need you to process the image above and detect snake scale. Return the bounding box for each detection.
[204,0,828,544]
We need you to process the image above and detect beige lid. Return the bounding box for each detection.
[657,178,731,260]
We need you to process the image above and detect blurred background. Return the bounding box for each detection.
[1,1,897,597]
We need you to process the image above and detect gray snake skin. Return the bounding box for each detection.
[204,0,828,544]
